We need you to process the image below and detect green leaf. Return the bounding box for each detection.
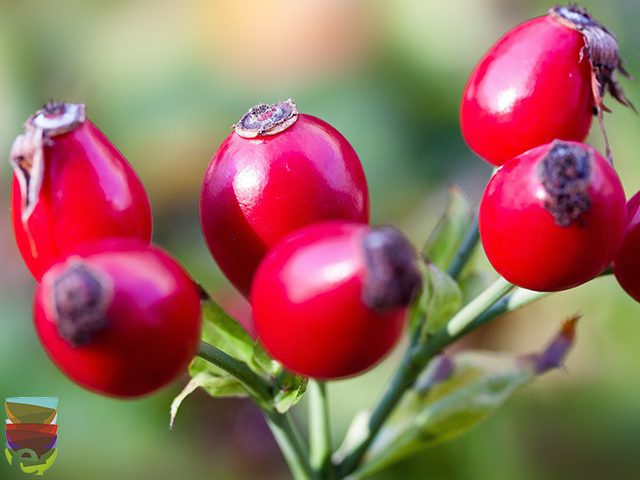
[358,318,579,477]
[170,370,248,428]
[200,300,256,364]
[423,186,472,270]
[200,299,273,377]
[189,299,308,413]
[409,261,463,341]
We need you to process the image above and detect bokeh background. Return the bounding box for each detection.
[1,0,640,479]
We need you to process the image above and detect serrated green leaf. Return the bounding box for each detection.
[170,371,248,429]
[409,261,463,341]
[358,318,578,477]
[423,186,472,270]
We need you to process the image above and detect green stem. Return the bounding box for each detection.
[265,410,317,480]
[196,341,272,402]
[339,278,515,475]
[446,213,480,280]
[196,341,315,478]
[309,381,336,478]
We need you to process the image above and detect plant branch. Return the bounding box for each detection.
[265,410,317,480]
[446,213,480,280]
[196,342,315,479]
[196,341,272,403]
[309,381,336,478]
[338,277,515,475]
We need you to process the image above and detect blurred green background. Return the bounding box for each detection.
[1,0,640,478]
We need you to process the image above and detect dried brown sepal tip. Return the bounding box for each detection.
[551,4,634,162]
[362,226,422,312]
[234,99,298,138]
[52,260,112,347]
[538,141,592,227]
[30,101,86,136]
[550,4,634,112]
[9,101,86,222]
[532,315,580,374]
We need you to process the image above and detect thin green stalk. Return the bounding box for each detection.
[339,278,515,475]
[446,213,480,280]
[309,381,336,478]
[265,410,316,480]
[197,341,314,479]
[196,341,272,402]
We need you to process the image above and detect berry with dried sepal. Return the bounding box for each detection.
[10,101,152,280]
[199,100,369,296]
[34,240,201,397]
[251,222,421,379]
[461,5,633,165]
[479,140,626,291]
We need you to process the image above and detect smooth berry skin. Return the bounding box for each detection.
[200,113,369,296]
[34,240,201,398]
[460,14,593,165]
[12,119,152,280]
[479,141,626,292]
[614,192,640,302]
[251,222,407,379]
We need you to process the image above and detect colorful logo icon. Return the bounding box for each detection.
[5,397,58,475]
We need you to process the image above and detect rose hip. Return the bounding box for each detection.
[251,221,421,379]
[10,101,152,280]
[34,239,201,397]
[479,140,626,291]
[614,192,640,302]
[199,100,369,296]
[460,5,632,165]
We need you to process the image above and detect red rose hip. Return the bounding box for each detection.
[614,192,640,302]
[479,140,626,291]
[460,5,632,165]
[34,240,202,397]
[200,100,369,296]
[10,101,153,280]
[251,222,422,379]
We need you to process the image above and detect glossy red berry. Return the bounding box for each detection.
[251,222,421,379]
[614,192,640,302]
[479,140,626,291]
[200,100,369,296]
[10,101,153,280]
[461,5,632,165]
[34,240,201,397]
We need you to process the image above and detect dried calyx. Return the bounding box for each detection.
[362,227,422,312]
[234,99,298,138]
[551,4,632,110]
[31,101,86,134]
[9,101,86,222]
[550,4,634,161]
[51,260,112,347]
[538,140,592,227]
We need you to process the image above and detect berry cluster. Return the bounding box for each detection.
[10,102,201,397]
[7,4,637,406]
[9,99,422,396]
[461,5,637,296]
[6,4,638,478]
